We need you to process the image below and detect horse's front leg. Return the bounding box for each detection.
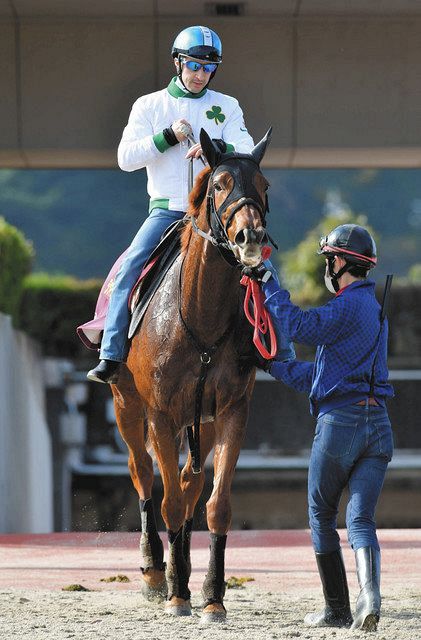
[148,413,191,616]
[201,400,248,623]
[179,423,215,579]
[112,372,166,601]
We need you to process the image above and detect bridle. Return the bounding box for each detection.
[189,154,274,267]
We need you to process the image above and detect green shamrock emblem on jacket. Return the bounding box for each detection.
[206,105,226,125]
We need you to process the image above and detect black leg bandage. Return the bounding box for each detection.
[166,528,191,601]
[182,518,194,578]
[201,533,227,608]
[139,499,165,572]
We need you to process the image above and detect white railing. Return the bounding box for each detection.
[0,313,53,533]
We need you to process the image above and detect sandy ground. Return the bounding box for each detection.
[1,583,420,640]
[1,532,420,639]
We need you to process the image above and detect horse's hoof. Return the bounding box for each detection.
[140,569,167,602]
[200,603,227,625]
[164,597,192,616]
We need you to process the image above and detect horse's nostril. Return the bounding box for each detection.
[235,229,246,246]
[235,228,265,246]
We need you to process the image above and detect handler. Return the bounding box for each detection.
[260,224,394,631]
[88,25,254,384]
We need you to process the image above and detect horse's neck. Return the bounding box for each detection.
[181,221,239,343]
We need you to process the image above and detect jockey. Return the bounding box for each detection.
[88,25,254,383]
[260,224,394,631]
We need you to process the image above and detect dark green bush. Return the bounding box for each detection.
[0,216,34,321]
[19,272,102,358]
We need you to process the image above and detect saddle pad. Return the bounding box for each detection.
[128,220,184,339]
[77,217,186,350]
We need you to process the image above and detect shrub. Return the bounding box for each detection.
[0,216,34,321]
[19,272,102,358]
[408,263,421,284]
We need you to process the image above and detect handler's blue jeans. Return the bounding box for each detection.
[308,402,394,554]
[100,208,184,361]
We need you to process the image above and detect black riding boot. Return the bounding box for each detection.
[351,546,381,631]
[304,549,353,628]
[87,359,120,384]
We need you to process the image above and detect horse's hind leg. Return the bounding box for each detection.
[111,371,166,601]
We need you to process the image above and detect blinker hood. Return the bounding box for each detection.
[200,127,272,228]
[196,127,276,264]
[212,157,267,223]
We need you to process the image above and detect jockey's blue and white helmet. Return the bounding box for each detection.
[172,26,222,63]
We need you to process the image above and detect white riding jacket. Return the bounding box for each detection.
[118,77,255,213]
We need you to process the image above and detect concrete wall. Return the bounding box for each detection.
[2,1,421,167]
[0,313,53,533]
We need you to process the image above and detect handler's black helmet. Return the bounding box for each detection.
[318,224,377,269]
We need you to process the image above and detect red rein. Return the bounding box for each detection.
[240,246,277,360]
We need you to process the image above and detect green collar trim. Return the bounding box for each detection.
[167,77,207,99]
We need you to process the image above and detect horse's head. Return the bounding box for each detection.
[200,127,272,268]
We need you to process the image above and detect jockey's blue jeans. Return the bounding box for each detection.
[308,402,394,554]
[100,208,184,362]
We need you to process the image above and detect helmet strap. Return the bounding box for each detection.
[176,55,189,91]
[327,256,350,292]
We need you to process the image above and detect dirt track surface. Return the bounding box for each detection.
[0,530,420,639]
[1,585,420,640]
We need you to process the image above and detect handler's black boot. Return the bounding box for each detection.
[304,549,353,628]
[87,359,120,384]
[351,546,381,632]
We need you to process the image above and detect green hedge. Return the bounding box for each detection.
[19,272,102,358]
[0,216,34,321]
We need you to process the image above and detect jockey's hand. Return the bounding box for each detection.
[172,119,192,142]
[185,143,204,160]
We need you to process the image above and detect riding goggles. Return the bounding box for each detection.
[182,59,218,74]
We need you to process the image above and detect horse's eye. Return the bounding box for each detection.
[214,183,223,191]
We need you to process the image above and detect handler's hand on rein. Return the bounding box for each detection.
[243,263,273,283]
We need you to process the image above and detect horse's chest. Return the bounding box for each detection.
[152,360,247,427]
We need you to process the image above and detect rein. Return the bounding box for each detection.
[240,248,277,360]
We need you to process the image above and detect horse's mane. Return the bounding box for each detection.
[181,166,212,253]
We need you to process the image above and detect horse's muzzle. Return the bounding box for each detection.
[233,227,268,267]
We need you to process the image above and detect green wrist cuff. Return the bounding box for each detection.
[153,132,172,153]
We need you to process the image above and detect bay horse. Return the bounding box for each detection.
[111,127,272,622]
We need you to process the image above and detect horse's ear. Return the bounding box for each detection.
[251,126,273,165]
[200,128,222,168]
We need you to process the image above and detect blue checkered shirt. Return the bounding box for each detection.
[262,278,394,417]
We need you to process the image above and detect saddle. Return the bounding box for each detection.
[77,218,185,350]
[128,218,185,339]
